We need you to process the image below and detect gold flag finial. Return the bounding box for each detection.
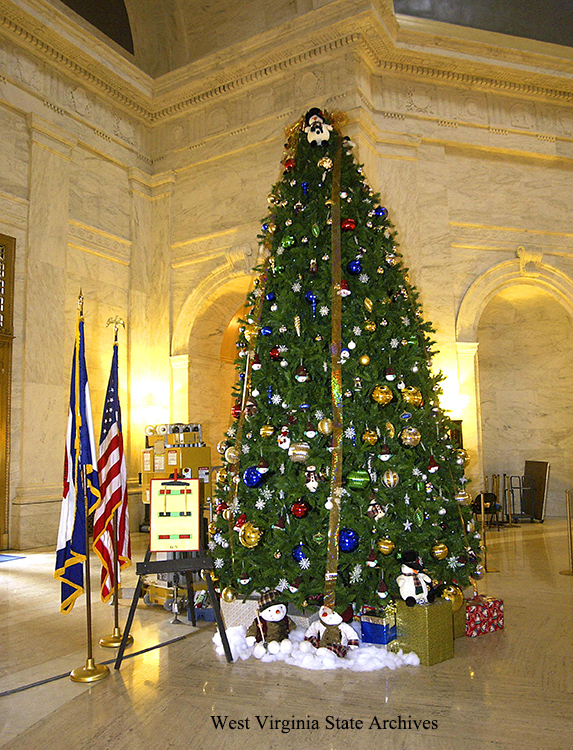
[78,289,84,316]
[106,316,125,343]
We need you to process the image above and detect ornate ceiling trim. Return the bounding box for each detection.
[1,0,572,126]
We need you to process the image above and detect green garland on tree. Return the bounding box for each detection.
[212,109,480,614]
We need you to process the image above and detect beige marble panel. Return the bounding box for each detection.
[478,286,573,516]
[69,148,131,240]
[0,105,29,200]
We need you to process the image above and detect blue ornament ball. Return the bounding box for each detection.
[261,326,272,336]
[266,292,276,301]
[339,527,359,552]
[375,206,388,218]
[292,543,306,562]
[262,222,269,232]
[347,259,362,275]
[304,290,318,303]
[242,466,264,488]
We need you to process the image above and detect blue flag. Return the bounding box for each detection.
[54,309,100,613]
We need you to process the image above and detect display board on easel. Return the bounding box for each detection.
[149,478,200,552]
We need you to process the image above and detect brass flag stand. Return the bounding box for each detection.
[99,317,133,649]
[70,468,109,682]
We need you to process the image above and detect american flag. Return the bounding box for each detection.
[93,341,131,601]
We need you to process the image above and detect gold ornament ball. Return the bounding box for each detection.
[239,522,262,548]
[318,418,334,435]
[364,320,377,333]
[260,423,275,438]
[401,386,423,408]
[243,325,257,342]
[400,426,421,446]
[222,508,233,521]
[359,354,371,366]
[382,469,399,488]
[386,421,396,438]
[362,429,378,446]
[274,550,282,559]
[456,449,470,467]
[221,587,237,603]
[372,385,393,406]
[377,538,395,555]
[224,446,240,464]
[441,584,464,613]
[431,542,449,561]
[472,564,485,580]
[215,468,228,485]
[455,489,471,506]
[288,441,311,463]
[208,521,217,536]
[216,440,227,455]
[467,519,476,534]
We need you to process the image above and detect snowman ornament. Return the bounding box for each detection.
[277,425,291,450]
[304,108,333,147]
[396,550,435,607]
[246,590,295,658]
[303,605,359,658]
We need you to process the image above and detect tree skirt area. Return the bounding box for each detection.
[213,625,420,671]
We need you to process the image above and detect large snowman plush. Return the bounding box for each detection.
[303,605,359,658]
[396,550,435,607]
[304,108,333,146]
[246,590,295,658]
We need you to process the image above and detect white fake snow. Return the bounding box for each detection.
[212,624,420,671]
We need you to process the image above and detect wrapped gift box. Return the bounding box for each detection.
[466,595,504,637]
[220,595,318,630]
[360,613,397,645]
[389,599,454,666]
[453,603,467,639]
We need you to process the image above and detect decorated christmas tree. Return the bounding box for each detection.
[212,109,480,615]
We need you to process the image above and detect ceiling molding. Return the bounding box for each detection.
[1,0,572,126]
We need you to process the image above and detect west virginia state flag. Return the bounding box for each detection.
[54,305,100,613]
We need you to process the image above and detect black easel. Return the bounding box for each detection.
[114,478,232,668]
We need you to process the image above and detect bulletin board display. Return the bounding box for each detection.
[149,478,201,552]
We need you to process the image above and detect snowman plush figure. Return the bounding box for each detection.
[304,605,359,658]
[304,108,333,146]
[396,550,435,607]
[246,590,295,658]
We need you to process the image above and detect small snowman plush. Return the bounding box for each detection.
[304,108,333,146]
[303,605,359,658]
[396,550,435,607]
[246,590,295,658]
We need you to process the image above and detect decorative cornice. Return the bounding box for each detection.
[68,219,131,265]
[0,0,572,129]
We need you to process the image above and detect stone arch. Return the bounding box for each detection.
[171,245,255,357]
[456,250,573,343]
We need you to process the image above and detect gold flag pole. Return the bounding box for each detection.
[559,490,573,576]
[99,317,133,648]
[70,292,109,683]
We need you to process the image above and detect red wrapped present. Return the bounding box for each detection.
[465,595,504,637]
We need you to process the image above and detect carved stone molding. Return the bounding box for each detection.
[1,0,572,130]
[67,219,131,265]
[516,246,544,276]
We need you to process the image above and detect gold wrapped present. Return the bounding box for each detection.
[452,603,466,639]
[389,599,454,666]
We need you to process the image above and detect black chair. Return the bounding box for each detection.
[472,492,501,530]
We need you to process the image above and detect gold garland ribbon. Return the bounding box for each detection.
[324,134,344,609]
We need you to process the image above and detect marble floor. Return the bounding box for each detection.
[1,521,572,750]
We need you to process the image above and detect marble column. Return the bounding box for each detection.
[456,341,484,491]
[12,115,76,547]
[170,354,189,422]
[128,169,174,477]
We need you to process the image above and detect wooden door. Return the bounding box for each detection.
[0,234,14,549]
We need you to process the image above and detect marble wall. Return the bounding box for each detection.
[478,287,573,516]
[1,0,573,546]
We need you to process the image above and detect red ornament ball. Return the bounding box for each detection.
[231,402,241,419]
[269,346,280,361]
[291,500,310,518]
[284,158,296,172]
[341,218,356,231]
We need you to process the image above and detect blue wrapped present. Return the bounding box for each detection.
[360,615,397,645]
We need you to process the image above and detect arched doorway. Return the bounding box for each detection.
[477,285,573,516]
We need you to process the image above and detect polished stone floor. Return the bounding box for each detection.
[1,520,572,750]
